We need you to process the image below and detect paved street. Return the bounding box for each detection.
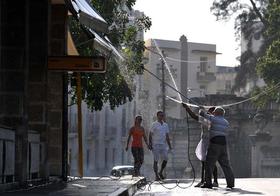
[135,178,280,196]
[1,178,280,195]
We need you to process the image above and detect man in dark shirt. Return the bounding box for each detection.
[183,103,235,189]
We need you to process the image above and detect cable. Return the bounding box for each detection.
[142,64,280,109]
[141,65,200,106]
[145,46,217,63]
[152,39,182,102]
[176,113,196,189]
[166,56,217,64]
[145,42,280,108]
[166,82,280,108]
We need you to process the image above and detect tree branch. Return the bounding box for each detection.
[249,0,268,27]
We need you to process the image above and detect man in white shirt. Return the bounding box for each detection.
[149,111,172,181]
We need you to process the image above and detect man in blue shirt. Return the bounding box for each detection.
[183,104,235,189]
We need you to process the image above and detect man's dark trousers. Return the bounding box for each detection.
[205,142,235,187]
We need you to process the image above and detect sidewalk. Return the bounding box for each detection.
[1,176,146,196]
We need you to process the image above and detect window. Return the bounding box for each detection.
[200,57,208,72]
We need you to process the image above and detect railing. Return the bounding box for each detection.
[0,127,41,184]
[196,72,216,82]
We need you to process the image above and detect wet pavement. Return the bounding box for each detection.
[135,178,280,196]
[1,178,280,195]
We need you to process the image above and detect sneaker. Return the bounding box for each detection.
[226,185,234,190]
[200,183,213,189]
[155,174,161,181]
[212,182,219,187]
[194,181,204,187]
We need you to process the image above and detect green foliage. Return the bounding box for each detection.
[69,0,151,111]
[255,1,280,105]
[211,0,280,107]
[257,40,280,85]
[250,83,280,108]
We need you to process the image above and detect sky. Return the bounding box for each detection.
[133,0,240,67]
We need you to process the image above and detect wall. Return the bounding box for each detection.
[48,4,67,176]
[0,0,49,184]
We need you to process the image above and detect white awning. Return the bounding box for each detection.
[66,0,108,33]
[88,29,124,61]
[66,0,123,61]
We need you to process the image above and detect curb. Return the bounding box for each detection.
[109,177,146,196]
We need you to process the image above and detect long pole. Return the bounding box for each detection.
[76,73,83,177]
[161,50,166,113]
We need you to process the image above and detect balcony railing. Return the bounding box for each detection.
[197,72,216,82]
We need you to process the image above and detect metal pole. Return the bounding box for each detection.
[161,50,166,114]
[76,73,83,177]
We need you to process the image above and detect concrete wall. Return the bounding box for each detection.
[68,101,135,176]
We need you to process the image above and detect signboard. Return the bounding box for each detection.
[48,56,106,73]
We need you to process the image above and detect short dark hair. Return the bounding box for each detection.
[135,115,142,120]
[157,110,164,116]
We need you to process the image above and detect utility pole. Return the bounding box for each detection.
[161,50,166,114]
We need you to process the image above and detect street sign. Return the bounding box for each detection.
[48,56,106,73]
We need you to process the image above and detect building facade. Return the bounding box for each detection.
[216,66,238,94]
[137,36,218,125]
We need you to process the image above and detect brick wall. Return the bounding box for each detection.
[0,0,49,183]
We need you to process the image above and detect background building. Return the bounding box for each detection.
[216,66,238,94]
[137,36,218,126]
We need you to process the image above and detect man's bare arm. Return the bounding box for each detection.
[149,132,153,149]
[166,133,172,150]
[182,103,198,121]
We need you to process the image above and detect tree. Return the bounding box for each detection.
[211,0,280,106]
[69,0,151,111]
[255,0,280,105]
[211,0,269,90]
